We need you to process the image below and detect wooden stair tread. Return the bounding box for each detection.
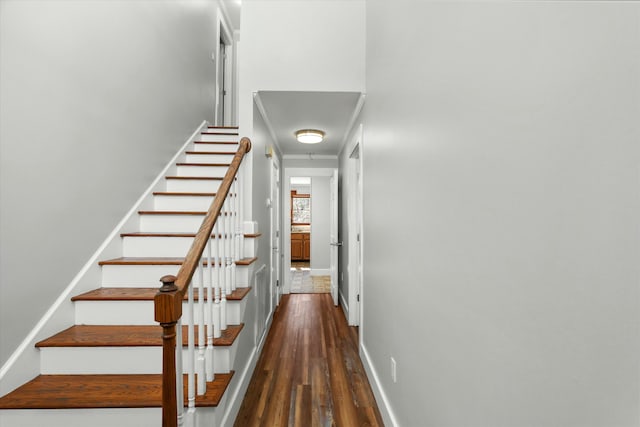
[176,162,231,167]
[120,232,258,238]
[165,176,224,180]
[138,210,207,215]
[35,324,244,347]
[99,257,257,266]
[137,210,234,215]
[0,373,233,409]
[72,287,252,302]
[152,192,217,197]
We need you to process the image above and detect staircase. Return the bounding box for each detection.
[0,126,258,427]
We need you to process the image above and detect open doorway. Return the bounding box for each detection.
[284,170,338,295]
[215,12,234,126]
[289,177,331,294]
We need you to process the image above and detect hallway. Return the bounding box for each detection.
[234,294,384,426]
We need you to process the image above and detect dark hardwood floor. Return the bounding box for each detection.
[234,293,384,427]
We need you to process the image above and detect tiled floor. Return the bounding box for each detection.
[290,262,331,293]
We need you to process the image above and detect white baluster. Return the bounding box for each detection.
[187,279,195,409]
[238,163,245,260]
[196,262,206,395]
[213,221,222,338]
[220,210,227,330]
[232,179,239,292]
[225,198,232,297]
[236,188,241,260]
[176,317,184,426]
[206,239,215,381]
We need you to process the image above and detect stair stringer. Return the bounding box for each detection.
[0,121,208,397]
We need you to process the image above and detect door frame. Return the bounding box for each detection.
[330,169,339,306]
[269,155,282,308]
[283,167,338,295]
[347,126,364,326]
[215,8,234,126]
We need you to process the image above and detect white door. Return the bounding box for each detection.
[329,169,340,306]
[270,157,281,309]
[349,142,362,325]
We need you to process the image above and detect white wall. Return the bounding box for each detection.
[363,2,640,426]
[0,0,222,366]
[239,0,365,94]
[238,0,365,220]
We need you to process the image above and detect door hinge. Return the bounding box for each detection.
[357,233,360,242]
[276,280,280,287]
[357,294,360,302]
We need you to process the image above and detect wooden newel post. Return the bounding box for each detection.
[155,274,182,427]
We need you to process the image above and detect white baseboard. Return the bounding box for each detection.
[360,343,400,427]
[311,268,330,276]
[339,290,349,320]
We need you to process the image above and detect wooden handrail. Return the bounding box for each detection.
[154,137,251,427]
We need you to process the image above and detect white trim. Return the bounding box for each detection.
[282,154,338,160]
[310,268,330,276]
[360,343,400,427]
[232,29,241,126]
[253,92,283,155]
[0,121,208,394]
[346,125,364,327]
[269,154,282,307]
[339,290,349,320]
[218,0,233,33]
[341,93,366,147]
[216,8,234,126]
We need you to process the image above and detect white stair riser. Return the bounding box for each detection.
[196,134,239,143]
[139,214,237,233]
[122,235,256,258]
[101,264,250,287]
[244,238,257,258]
[139,215,204,232]
[40,345,236,374]
[190,145,237,155]
[75,298,246,326]
[185,153,236,163]
[166,179,221,192]
[154,195,215,211]
[123,236,243,257]
[177,165,228,178]
[0,408,161,427]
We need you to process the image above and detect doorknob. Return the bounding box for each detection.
[330,242,343,247]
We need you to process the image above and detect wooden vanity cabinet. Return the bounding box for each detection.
[291,233,310,261]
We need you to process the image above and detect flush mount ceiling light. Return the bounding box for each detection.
[295,129,325,144]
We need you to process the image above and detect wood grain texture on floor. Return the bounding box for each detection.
[234,294,384,427]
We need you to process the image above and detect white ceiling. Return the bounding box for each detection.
[255,91,363,157]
